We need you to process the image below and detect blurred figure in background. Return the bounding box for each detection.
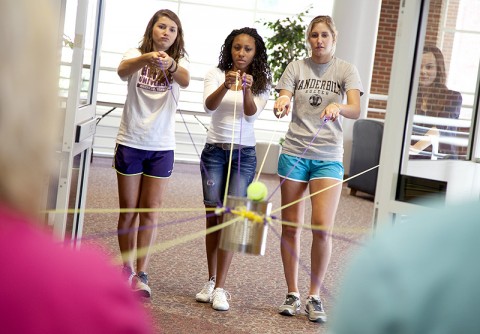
[410,45,462,159]
[0,0,153,332]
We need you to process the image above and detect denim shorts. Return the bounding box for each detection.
[278,153,344,182]
[113,144,174,178]
[200,143,257,206]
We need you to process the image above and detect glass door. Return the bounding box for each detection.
[46,0,105,245]
[374,0,480,226]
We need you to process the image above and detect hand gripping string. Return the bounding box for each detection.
[157,58,173,91]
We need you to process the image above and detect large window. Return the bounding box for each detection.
[407,0,480,161]
[93,0,334,158]
[99,0,333,102]
[445,0,480,121]
[60,0,100,107]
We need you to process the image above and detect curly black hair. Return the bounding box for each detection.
[217,27,272,95]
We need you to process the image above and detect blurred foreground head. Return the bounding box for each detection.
[330,201,480,334]
[0,0,59,216]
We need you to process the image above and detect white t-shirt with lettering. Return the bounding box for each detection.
[116,48,189,151]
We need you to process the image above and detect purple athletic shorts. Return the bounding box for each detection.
[113,144,174,178]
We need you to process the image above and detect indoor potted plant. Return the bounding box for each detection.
[259,6,311,87]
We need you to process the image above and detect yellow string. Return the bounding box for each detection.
[273,164,378,213]
[273,164,379,213]
[116,214,242,263]
[42,207,211,215]
[254,115,282,182]
[43,165,379,219]
[43,164,379,260]
[271,217,370,234]
[230,208,266,223]
[116,200,371,263]
[222,75,240,206]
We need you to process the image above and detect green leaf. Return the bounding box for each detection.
[262,6,312,85]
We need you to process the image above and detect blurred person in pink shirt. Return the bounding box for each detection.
[0,0,154,333]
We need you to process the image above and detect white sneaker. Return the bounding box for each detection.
[279,293,301,316]
[305,295,327,323]
[195,277,215,303]
[211,288,230,311]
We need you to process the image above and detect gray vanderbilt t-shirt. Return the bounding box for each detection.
[276,57,363,161]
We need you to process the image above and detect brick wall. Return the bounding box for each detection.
[368,0,460,119]
[368,0,400,119]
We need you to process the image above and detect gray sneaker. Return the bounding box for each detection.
[305,296,327,322]
[133,271,151,298]
[278,293,301,316]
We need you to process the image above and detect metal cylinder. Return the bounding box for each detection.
[219,196,272,256]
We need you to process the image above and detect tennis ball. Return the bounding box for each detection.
[247,181,268,201]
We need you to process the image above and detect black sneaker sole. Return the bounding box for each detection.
[306,314,327,323]
[195,297,211,303]
[279,308,299,316]
[135,289,151,298]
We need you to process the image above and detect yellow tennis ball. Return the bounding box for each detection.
[247,181,268,201]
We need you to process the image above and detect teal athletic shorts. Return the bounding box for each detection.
[277,153,344,182]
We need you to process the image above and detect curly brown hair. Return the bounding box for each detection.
[218,27,272,95]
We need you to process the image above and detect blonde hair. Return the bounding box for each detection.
[305,15,338,57]
[0,0,59,216]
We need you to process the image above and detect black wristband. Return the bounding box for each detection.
[168,61,178,74]
[223,82,229,90]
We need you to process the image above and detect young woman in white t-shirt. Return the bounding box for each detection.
[114,9,190,298]
[195,27,271,311]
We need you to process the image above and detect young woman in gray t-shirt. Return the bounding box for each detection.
[274,15,363,323]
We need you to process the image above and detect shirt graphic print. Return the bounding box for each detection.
[137,66,170,92]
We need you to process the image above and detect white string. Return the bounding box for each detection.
[222,75,240,206]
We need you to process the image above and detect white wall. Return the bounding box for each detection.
[332,0,382,174]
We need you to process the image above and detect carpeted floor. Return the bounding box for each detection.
[82,157,375,334]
